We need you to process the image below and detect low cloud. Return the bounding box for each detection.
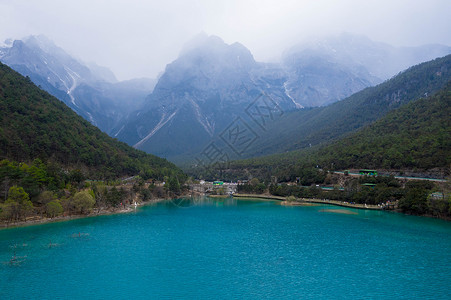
[1,0,450,80]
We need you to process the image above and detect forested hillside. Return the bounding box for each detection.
[244,55,451,158]
[0,62,184,180]
[312,83,451,171]
[194,83,450,182]
[0,62,187,223]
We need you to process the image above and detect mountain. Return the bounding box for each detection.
[242,54,451,158]
[0,35,154,134]
[0,62,184,180]
[70,77,155,133]
[114,34,296,161]
[115,34,450,163]
[187,54,451,180]
[214,81,450,181]
[282,33,451,107]
[5,34,448,165]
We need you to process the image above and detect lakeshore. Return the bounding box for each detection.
[0,197,169,229]
[233,193,383,210]
[0,194,338,229]
[3,192,442,229]
[302,198,382,210]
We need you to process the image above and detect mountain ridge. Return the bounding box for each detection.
[114,35,295,161]
[116,34,450,163]
[2,34,450,164]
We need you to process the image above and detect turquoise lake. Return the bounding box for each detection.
[1,197,451,299]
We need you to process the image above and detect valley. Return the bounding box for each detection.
[1,3,451,299]
[0,33,450,223]
[2,34,450,162]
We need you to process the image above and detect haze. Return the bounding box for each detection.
[1,0,450,80]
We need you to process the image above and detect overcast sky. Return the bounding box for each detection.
[1,0,450,80]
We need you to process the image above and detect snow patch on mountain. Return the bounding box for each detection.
[114,125,125,137]
[65,66,81,107]
[283,82,303,109]
[133,110,178,148]
[187,96,215,136]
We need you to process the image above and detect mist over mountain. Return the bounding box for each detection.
[114,34,295,161]
[0,35,154,134]
[242,54,451,159]
[282,33,451,107]
[195,78,451,181]
[114,34,450,162]
[188,53,451,183]
[1,33,449,164]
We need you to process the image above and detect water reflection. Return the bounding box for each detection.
[168,196,238,208]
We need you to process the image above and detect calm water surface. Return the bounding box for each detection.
[1,197,450,299]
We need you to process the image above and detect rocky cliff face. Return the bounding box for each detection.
[115,34,295,161]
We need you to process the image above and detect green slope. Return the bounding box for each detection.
[195,83,450,181]
[244,55,451,158]
[312,82,451,171]
[0,62,184,180]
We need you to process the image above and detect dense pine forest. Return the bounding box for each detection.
[311,83,451,171]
